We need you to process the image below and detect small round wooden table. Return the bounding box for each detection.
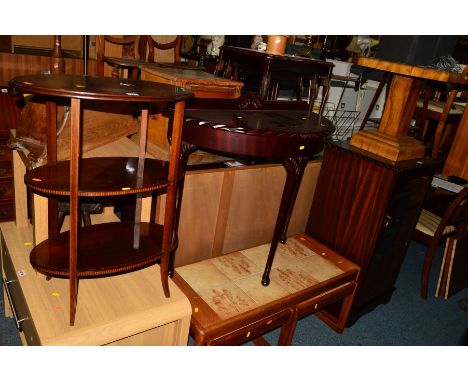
[174,106,335,286]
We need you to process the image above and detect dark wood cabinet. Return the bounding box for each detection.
[0,83,22,222]
[305,142,438,323]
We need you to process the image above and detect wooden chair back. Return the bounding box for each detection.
[145,35,182,64]
[414,186,468,298]
[415,65,468,160]
[96,35,142,78]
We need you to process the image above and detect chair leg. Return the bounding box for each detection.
[420,243,439,299]
[82,210,92,227]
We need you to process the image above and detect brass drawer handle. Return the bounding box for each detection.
[3,278,29,331]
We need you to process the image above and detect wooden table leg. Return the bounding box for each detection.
[46,101,59,239]
[69,97,81,326]
[168,141,198,277]
[161,101,186,298]
[261,156,308,286]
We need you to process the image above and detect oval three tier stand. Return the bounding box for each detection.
[9,74,192,325]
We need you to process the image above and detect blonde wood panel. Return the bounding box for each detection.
[222,161,321,255]
[155,161,322,267]
[0,221,191,345]
[107,319,190,345]
[222,165,285,254]
[155,169,226,267]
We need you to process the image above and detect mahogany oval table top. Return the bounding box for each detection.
[183,109,335,159]
[9,74,193,103]
[24,157,173,197]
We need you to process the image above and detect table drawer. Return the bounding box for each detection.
[1,234,40,345]
[207,308,292,346]
[0,202,15,221]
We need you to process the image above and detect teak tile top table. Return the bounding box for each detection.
[350,56,468,162]
[9,74,193,325]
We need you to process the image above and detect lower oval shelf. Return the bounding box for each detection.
[30,222,165,278]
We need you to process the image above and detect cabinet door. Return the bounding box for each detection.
[306,143,437,314]
[355,171,433,307]
[306,144,394,270]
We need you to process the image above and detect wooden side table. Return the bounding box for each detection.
[350,57,468,162]
[216,45,334,100]
[9,74,192,325]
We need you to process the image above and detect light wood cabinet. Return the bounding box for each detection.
[1,221,191,345]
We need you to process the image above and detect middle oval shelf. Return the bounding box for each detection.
[25,157,172,197]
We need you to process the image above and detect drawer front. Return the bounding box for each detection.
[207,309,292,346]
[1,235,41,345]
[0,145,12,162]
[0,180,13,200]
[0,162,12,179]
[0,202,15,221]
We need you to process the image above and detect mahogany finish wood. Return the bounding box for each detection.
[215,45,334,101]
[30,222,166,277]
[0,52,98,82]
[174,105,334,286]
[351,57,468,162]
[9,74,190,103]
[0,83,22,222]
[24,157,171,196]
[306,142,438,321]
[9,74,192,325]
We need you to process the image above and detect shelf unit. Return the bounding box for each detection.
[9,74,192,325]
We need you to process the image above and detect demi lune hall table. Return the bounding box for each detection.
[351,56,468,162]
[9,74,192,325]
[175,108,335,285]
